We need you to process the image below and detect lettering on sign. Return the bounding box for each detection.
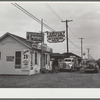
[32,42,38,49]
[6,56,14,61]
[26,32,42,43]
[22,49,30,70]
[47,31,65,43]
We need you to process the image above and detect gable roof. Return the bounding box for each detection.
[0,32,52,53]
[0,32,32,49]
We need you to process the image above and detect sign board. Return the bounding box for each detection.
[32,42,38,49]
[22,49,30,70]
[6,56,14,61]
[26,32,43,43]
[47,31,65,43]
[42,43,47,51]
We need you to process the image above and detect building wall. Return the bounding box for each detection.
[0,35,51,75]
[0,36,31,75]
[30,51,41,75]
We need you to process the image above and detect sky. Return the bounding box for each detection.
[0,2,100,60]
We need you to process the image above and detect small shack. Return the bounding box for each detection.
[0,32,52,75]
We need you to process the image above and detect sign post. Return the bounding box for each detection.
[41,19,44,71]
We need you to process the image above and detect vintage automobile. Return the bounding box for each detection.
[84,60,99,73]
[59,57,79,71]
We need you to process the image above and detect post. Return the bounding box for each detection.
[79,38,84,61]
[41,19,44,70]
[61,20,73,58]
[66,20,68,54]
[87,48,90,60]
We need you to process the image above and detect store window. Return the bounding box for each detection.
[15,51,21,69]
[35,52,37,65]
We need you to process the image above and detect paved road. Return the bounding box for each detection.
[0,70,100,88]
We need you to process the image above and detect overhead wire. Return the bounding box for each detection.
[45,3,81,49]
[12,3,81,51]
[45,3,63,21]
[12,3,55,31]
[57,4,87,51]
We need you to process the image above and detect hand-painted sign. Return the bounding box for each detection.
[6,56,14,61]
[22,49,30,70]
[47,31,65,43]
[32,42,38,49]
[26,32,42,43]
[42,43,47,51]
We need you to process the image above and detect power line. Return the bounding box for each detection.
[12,3,81,51]
[68,38,80,49]
[12,3,55,31]
[45,4,81,50]
[45,3,63,21]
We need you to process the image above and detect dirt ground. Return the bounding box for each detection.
[0,70,100,88]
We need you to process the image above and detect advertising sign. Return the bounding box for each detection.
[42,43,47,51]
[22,49,30,70]
[47,31,65,43]
[32,42,38,49]
[26,32,43,43]
[6,56,14,61]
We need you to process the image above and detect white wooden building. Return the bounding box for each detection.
[0,32,52,75]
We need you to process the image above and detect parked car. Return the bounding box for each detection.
[84,60,99,73]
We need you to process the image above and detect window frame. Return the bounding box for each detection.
[45,54,48,64]
[15,51,21,69]
[35,52,37,65]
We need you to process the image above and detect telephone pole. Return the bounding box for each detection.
[41,19,44,70]
[87,48,90,60]
[79,38,84,60]
[61,20,73,57]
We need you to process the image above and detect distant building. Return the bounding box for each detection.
[51,52,81,63]
[0,32,52,75]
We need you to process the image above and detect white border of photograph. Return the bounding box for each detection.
[0,1,100,98]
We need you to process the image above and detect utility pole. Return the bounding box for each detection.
[79,38,84,60]
[87,48,90,60]
[61,20,73,57]
[41,19,44,70]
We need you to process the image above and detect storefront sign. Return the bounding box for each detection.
[6,56,14,61]
[47,31,65,43]
[26,32,42,43]
[22,49,30,70]
[42,43,47,51]
[32,42,38,49]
